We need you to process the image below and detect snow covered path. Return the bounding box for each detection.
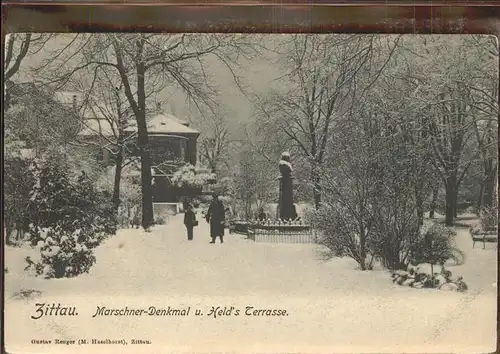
[5,214,497,353]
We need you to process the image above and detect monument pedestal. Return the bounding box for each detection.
[277,152,297,221]
[278,176,295,221]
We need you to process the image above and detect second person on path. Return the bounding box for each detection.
[205,194,225,244]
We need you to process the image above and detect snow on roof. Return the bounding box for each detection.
[158,113,190,127]
[78,113,199,137]
[143,113,199,135]
[53,91,195,134]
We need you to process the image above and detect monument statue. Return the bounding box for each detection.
[278,152,297,221]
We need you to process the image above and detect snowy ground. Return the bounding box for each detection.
[4,213,497,353]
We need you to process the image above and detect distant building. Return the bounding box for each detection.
[7,83,212,204]
[73,102,200,167]
[58,93,206,203]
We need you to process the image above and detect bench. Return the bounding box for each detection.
[471,230,498,249]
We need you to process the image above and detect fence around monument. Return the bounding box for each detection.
[232,220,318,244]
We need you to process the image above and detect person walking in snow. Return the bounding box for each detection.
[205,194,225,244]
[184,204,197,241]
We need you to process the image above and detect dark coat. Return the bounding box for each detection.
[184,210,197,227]
[205,199,225,237]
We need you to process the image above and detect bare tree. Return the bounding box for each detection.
[255,34,400,209]
[70,69,139,211]
[370,48,437,225]
[466,35,499,212]
[314,125,379,270]
[35,33,260,229]
[231,147,276,219]
[192,107,231,174]
[393,35,497,225]
[4,34,54,81]
[4,34,54,108]
[473,120,498,212]
[427,38,497,225]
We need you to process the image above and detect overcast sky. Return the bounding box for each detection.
[10,33,496,141]
[12,34,288,140]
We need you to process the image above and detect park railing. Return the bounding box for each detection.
[231,219,317,244]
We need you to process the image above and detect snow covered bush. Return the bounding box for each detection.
[391,266,468,292]
[230,149,278,220]
[311,203,374,270]
[4,147,36,244]
[153,210,168,225]
[363,135,433,271]
[4,115,39,244]
[408,223,465,276]
[216,176,235,196]
[97,166,142,228]
[30,225,102,278]
[25,150,116,278]
[390,222,468,291]
[171,164,216,189]
[368,194,421,270]
[120,177,141,213]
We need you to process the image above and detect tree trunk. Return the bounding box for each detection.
[415,187,424,225]
[5,222,13,246]
[482,163,496,211]
[429,185,438,219]
[313,184,321,209]
[311,166,322,209]
[136,66,154,230]
[112,36,153,229]
[112,147,124,211]
[359,226,367,271]
[139,144,154,229]
[112,85,126,213]
[231,198,237,219]
[477,182,484,216]
[209,160,217,174]
[245,199,251,220]
[453,197,459,218]
[445,174,457,226]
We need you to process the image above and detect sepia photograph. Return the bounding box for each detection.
[3,32,499,353]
